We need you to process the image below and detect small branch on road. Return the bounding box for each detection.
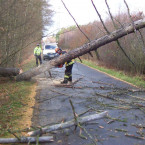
[48,88,73,98]
[78,108,92,117]
[131,123,145,129]
[37,95,60,103]
[95,92,126,103]
[91,81,114,86]
[69,99,97,144]
[54,77,84,89]
[128,94,145,101]
[72,77,83,85]
[27,111,108,136]
[54,85,83,89]
[95,92,145,113]
[69,99,78,130]
[8,129,21,140]
[0,136,53,144]
[125,133,145,140]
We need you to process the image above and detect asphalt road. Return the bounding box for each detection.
[32,62,145,145]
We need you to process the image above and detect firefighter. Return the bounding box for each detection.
[55,48,74,85]
[34,44,42,67]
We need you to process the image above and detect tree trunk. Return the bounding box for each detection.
[16,18,145,81]
[28,111,108,136]
[16,63,52,81]
[0,67,20,77]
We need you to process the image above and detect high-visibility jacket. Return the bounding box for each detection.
[65,59,75,67]
[34,46,42,56]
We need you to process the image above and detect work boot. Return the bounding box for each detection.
[61,79,68,84]
[67,81,72,85]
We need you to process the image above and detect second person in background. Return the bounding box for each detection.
[34,44,42,67]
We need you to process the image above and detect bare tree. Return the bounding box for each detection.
[0,0,53,67]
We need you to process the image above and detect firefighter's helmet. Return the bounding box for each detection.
[55,48,62,54]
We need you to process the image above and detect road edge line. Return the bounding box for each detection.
[78,62,140,89]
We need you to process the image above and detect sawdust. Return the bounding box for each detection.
[52,80,62,85]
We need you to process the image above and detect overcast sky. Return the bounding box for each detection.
[46,0,145,35]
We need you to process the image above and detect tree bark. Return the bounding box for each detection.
[16,18,145,81]
[0,67,20,77]
[16,63,52,81]
[0,136,53,144]
[28,111,108,136]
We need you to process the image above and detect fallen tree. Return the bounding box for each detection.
[28,111,108,136]
[0,67,21,77]
[15,18,145,81]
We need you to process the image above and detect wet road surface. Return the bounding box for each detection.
[32,62,145,145]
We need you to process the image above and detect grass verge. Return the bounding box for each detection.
[0,57,36,137]
[21,56,36,72]
[78,59,145,88]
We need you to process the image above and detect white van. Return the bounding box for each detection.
[42,43,59,60]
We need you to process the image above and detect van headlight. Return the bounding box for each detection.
[43,51,47,55]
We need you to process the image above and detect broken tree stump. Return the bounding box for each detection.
[0,136,53,144]
[28,111,108,136]
[0,67,21,77]
[16,63,52,81]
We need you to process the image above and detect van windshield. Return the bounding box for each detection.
[45,45,56,49]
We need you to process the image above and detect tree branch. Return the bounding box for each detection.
[61,0,93,57]
[104,0,135,65]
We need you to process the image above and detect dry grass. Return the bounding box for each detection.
[16,84,36,135]
[0,57,36,138]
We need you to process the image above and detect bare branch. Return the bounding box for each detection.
[91,0,110,34]
[61,0,93,57]
[105,0,117,29]
[28,111,108,136]
[61,0,90,42]
[0,136,53,144]
[124,0,145,52]
[105,0,135,66]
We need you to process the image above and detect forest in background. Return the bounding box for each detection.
[57,11,145,75]
[0,0,52,68]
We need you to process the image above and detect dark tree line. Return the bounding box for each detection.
[0,0,52,67]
